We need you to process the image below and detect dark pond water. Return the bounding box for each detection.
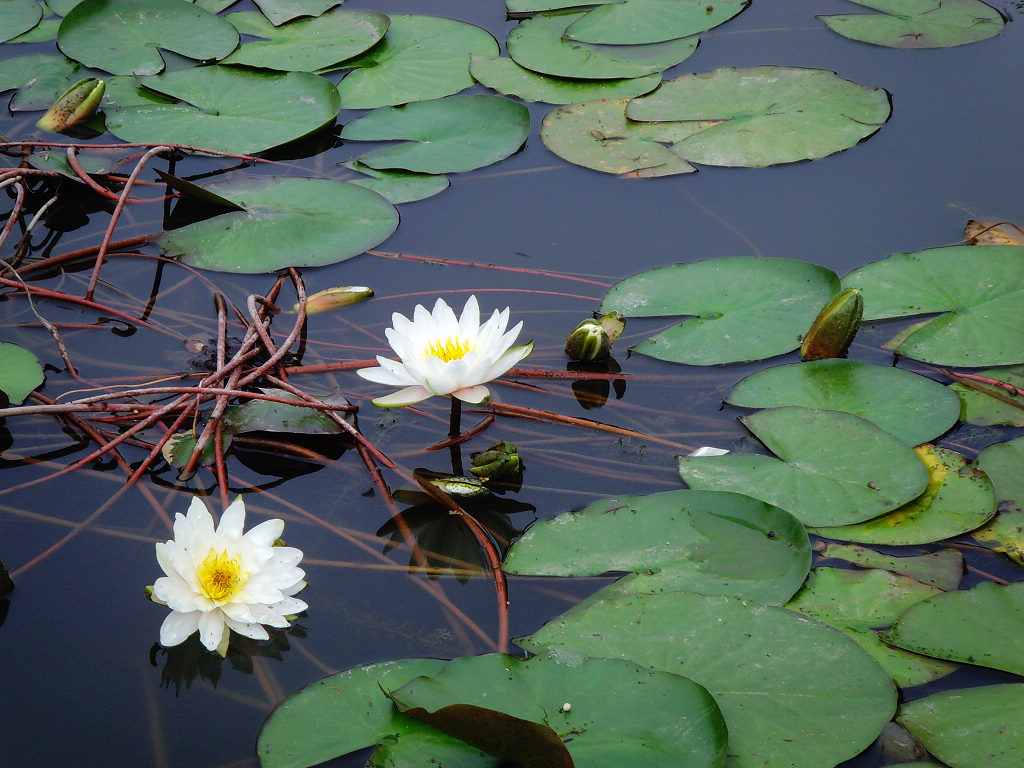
[2,0,1024,766]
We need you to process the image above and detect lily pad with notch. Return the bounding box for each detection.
[0,343,44,405]
[342,161,450,204]
[507,11,699,80]
[0,0,43,43]
[103,65,340,155]
[972,436,1024,565]
[253,0,343,26]
[341,94,530,175]
[222,9,389,72]
[156,176,398,273]
[819,0,1005,49]
[332,14,499,109]
[57,0,239,76]
[626,66,891,167]
[727,359,961,446]
[470,55,661,104]
[600,257,840,364]
[842,245,1024,366]
[503,489,811,605]
[559,0,749,45]
[678,406,931,527]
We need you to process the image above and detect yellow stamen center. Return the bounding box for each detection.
[425,336,474,363]
[198,548,248,601]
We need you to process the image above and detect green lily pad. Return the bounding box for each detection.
[334,14,498,109]
[257,658,494,768]
[503,489,811,605]
[507,11,699,80]
[470,55,661,104]
[540,98,709,177]
[818,542,963,591]
[842,245,1024,367]
[0,0,43,43]
[600,257,840,365]
[883,581,1024,674]
[518,590,897,768]
[0,53,97,111]
[253,0,342,26]
[973,436,1024,565]
[221,389,353,434]
[785,567,955,687]
[819,0,1004,49]
[950,365,1024,426]
[57,0,239,76]
[0,343,44,404]
[342,161,450,204]
[562,0,749,45]
[28,148,116,179]
[222,9,389,71]
[104,66,340,155]
[156,176,398,273]
[727,360,961,446]
[679,407,931,527]
[389,653,728,768]
[626,66,891,166]
[341,95,530,174]
[811,444,996,544]
[898,684,1024,768]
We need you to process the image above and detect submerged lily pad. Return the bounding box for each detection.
[341,95,530,174]
[156,176,398,273]
[519,590,897,768]
[104,66,340,155]
[727,359,960,446]
[504,489,810,605]
[883,581,1024,675]
[818,542,963,591]
[508,11,699,80]
[541,98,708,177]
[222,389,353,434]
[842,245,1024,367]
[680,407,931,527]
[0,343,44,404]
[57,0,239,76]
[389,653,728,768]
[811,444,996,545]
[560,0,748,44]
[626,66,891,167]
[470,55,661,104]
[222,9,389,71]
[898,684,1024,768]
[950,365,1024,427]
[601,257,840,364]
[334,14,498,109]
[0,54,98,111]
[257,658,493,768]
[819,0,1004,49]
[785,567,955,687]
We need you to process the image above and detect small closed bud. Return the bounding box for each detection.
[292,286,373,314]
[36,78,105,133]
[800,288,863,361]
[469,440,523,480]
[566,319,611,362]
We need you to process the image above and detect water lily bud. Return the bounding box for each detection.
[291,286,373,314]
[36,78,105,133]
[800,288,863,361]
[565,319,611,362]
[469,440,522,480]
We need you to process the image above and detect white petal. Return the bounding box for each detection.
[272,596,308,615]
[458,295,480,338]
[432,297,458,331]
[218,497,246,538]
[153,575,208,613]
[687,446,731,457]
[219,601,258,624]
[244,517,284,548]
[159,610,200,647]
[198,610,228,652]
[482,341,533,381]
[357,358,418,387]
[373,386,434,407]
[453,385,491,404]
[224,616,271,641]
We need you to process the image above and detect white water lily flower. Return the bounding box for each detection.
[357,295,533,407]
[152,497,306,654]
